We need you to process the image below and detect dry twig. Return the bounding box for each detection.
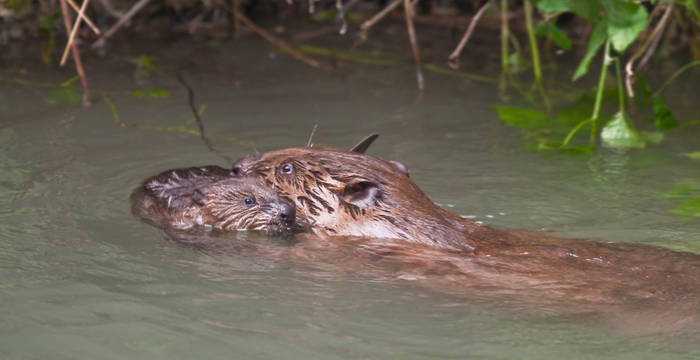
[64,0,101,35]
[176,72,234,162]
[217,0,324,69]
[59,0,91,106]
[624,3,673,97]
[60,0,91,66]
[91,0,152,49]
[403,0,424,92]
[447,0,492,69]
[356,0,402,45]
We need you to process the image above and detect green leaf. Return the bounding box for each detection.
[601,111,645,148]
[672,198,700,217]
[651,95,678,130]
[535,0,602,21]
[602,0,648,52]
[663,184,693,199]
[572,20,607,81]
[131,89,170,98]
[683,151,700,160]
[535,21,572,51]
[494,106,552,131]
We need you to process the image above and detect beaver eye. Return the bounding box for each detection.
[280,163,293,175]
[244,196,255,206]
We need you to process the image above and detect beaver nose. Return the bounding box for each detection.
[277,201,296,224]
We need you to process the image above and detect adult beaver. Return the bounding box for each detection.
[230,147,700,313]
[231,147,483,250]
[131,166,295,233]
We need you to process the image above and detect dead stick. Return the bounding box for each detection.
[217,0,323,69]
[91,0,151,48]
[624,3,672,97]
[360,0,402,31]
[65,0,101,35]
[353,0,402,49]
[638,5,673,70]
[447,0,492,69]
[60,0,90,66]
[59,0,91,106]
[403,0,424,92]
[176,72,233,162]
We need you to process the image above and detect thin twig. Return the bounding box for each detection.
[65,0,100,35]
[59,0,91,106]
[638,5,673,70]
[60,0,91,66]
[217,0,324,69]
[353,0,402,49]
[403,0,424,93]
[624,2,673,97]
[95,0,124,19]
[91,0,152,49]
[176,72,234,163]
[306,123,319,147]
[359,0,402,32]
[447,0,492,69]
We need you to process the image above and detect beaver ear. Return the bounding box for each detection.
[342,179,381,207]
[389,160,410,177]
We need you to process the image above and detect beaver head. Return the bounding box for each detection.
[132,166,295,234]
[232,148,475,250]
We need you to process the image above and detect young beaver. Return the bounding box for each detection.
[131,166,295,233]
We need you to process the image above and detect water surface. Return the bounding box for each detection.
[2,33,700,359]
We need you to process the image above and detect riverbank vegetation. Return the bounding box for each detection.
[3,1,700,216]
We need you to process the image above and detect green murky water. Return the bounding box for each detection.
[2,34,700,359]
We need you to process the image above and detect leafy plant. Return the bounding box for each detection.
[496,0,699,153]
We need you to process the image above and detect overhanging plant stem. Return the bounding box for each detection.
[500,0,509,74]
[590,40,611,144]
[560,40,610,148]
[524,0,542,85]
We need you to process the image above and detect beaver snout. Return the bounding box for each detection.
[276,199,296,225]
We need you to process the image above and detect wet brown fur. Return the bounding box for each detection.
[231,147,700,326]
[131,166,295,233]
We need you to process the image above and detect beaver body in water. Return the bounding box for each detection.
[131,166,295,233]
[231,147,700,310]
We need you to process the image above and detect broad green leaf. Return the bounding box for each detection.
[602,0,648,52]
[651,96,678,130]
[494,106,551,131]
[572,20,607,81]
[535,21,572,51]
[672,198,700,217]
[663,184,692,199]
[683,151,700,160]
[535,0,602,21]
[131,88,170,98]
[601,111,645,148]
